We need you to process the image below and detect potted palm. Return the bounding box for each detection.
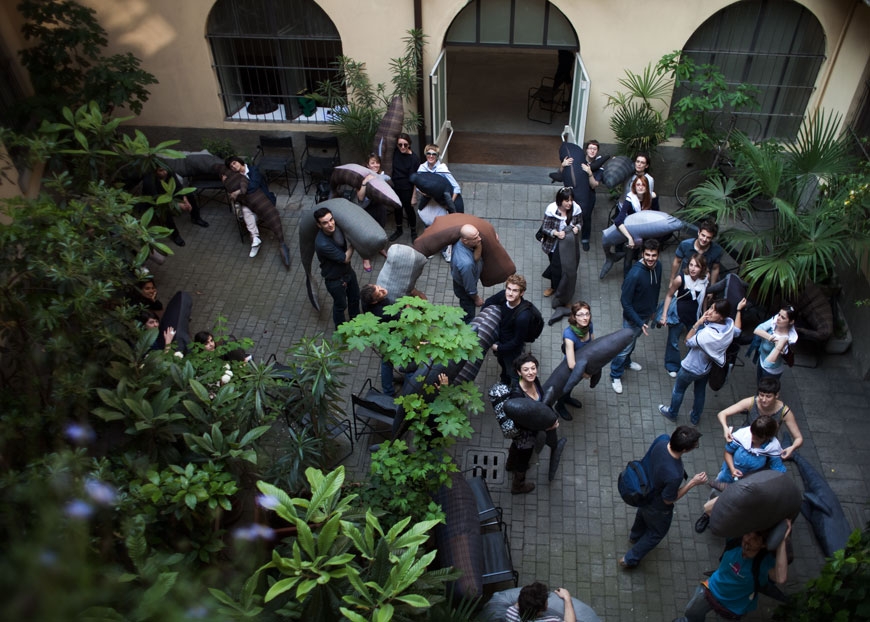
[678,110,867,305]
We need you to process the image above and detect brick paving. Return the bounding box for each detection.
[151,177,870,621]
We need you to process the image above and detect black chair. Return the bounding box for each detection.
[255,135,299,196]
[350,378,401,441]
[481,522,519,588]
[527,76,566,124]
[466,466,503,530]
[301,134,340,194]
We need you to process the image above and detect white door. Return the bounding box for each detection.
[429,48,448,143]
[567,52,591,145]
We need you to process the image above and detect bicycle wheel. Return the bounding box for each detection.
[674,168,709,208]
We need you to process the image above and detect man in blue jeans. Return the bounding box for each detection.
[611,239,662,394]
[619,426,707,569]
[659,298,744,425]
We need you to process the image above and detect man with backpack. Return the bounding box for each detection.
[673,521,792,621]
[619,426,707,569]
[484,274,544,386]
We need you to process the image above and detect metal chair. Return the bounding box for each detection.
[466,466,503,530]
[481,522,519,588]
[301,134,340,194]
[527,76,566,124]
[255,135,299,196]
[350,378,401,441]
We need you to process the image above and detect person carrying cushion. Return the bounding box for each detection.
[539,187,582,298]
[389,133,420,242]
[554,301,596,421]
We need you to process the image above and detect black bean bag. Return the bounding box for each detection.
[709,470,802,539]
[432,473,484,602]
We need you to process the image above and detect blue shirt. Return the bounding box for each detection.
[451,240,481,296]
[675,238,724,273]
[562,322,594,351]
[707,545,774,616]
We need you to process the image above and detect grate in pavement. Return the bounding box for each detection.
[463,448,507,485]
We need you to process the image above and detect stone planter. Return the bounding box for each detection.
[826,301,852,354]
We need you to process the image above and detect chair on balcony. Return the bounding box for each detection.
[527,76,566,124]
[254,135,299,196]
[301,134,340,194]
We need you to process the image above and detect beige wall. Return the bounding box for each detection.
[12,0,868,141]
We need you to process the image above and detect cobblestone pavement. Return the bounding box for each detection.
[151,177,870,621]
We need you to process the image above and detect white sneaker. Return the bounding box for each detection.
[249,237,262,258]
[668,370,677,378]
[612,378,623,394]
[629,362,643,371]
[442,246,452,263]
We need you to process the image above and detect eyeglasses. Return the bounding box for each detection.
[425,151,439,156]
[397,141,409,147]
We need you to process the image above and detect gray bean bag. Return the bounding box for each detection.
[483,587,601,622]
[503,398,557,431]
[709,470,802,539]
[549,229,580,324]
[376,244,428,303]
[299,198,388,311]
[600,155,634,189]
[601,211,684,247]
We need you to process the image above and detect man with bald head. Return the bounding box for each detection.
[451,224,484,322]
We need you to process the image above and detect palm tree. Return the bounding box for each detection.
[678,110,869,303]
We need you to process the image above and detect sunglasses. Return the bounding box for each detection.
[397,142,409,147]
[425,151,439,156]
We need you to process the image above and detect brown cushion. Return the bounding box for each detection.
[330,164,401,209]
[413,214,516,286]
[433,473,484,601]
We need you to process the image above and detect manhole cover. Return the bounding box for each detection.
[463,448,507,485]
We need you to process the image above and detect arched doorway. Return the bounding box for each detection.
[436,0,582,165]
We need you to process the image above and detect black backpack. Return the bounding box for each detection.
[617,460,654,507]
[515,300,544,343]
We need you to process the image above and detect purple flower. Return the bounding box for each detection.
[85,478,118,506]
[256,494,280,510]
[64,499,94,519]
[64,423,96,446]
[232,524,276,542]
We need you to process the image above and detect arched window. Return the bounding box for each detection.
[673,0,825,140]
[207,0,342,122]
[446,0,577,49]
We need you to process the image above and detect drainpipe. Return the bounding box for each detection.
[414,0,426,147]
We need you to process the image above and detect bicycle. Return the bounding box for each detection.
[674,112,763,208]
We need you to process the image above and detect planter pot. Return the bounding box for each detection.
[826,302,852,354]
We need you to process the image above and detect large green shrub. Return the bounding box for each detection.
[774,522,870,621]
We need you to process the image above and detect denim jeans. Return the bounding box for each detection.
[624,503,674,566]
[380,360,395,396]
[452,280,477,323]
[610,320,643,379]
[674,585,715,622]
[325,272,360,329]
[664,323,688,373]
[668,366,709,421]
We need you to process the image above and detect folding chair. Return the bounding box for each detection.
[255,135,299,196]
[527,76,566,124]
[301,134,340,194]
[350,378,401,441]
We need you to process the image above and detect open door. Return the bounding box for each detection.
[429,48,448,144]
[566,52,590,145]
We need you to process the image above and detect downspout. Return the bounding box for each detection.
[414,0,426,147]
[812,0,859,119]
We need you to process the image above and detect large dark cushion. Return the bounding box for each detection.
[432,472,484,602]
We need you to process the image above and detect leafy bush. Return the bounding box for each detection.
[774,521,870,621]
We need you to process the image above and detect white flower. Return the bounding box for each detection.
[220,374,232,385]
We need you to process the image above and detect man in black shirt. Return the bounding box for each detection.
[484,274,534,386]
[314,207,360,329]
